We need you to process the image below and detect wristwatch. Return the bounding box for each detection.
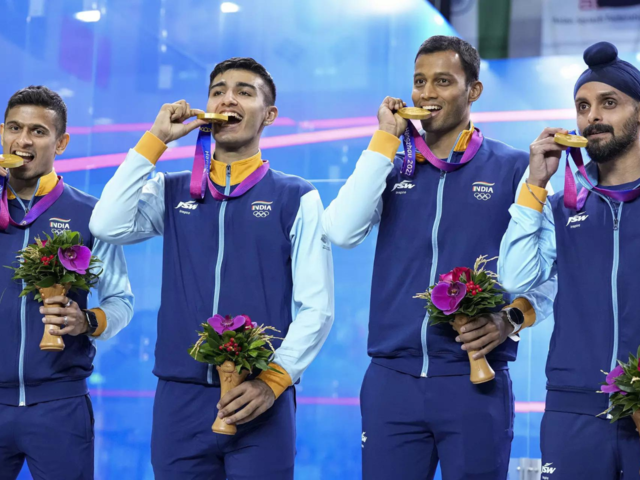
[83,310,99,336]
[503,307,525,334]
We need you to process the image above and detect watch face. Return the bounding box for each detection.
[510,308,525,325]
[85,311,98,331]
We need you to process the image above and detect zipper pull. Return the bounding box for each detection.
[613,217,619,230]
[440,171,445,179]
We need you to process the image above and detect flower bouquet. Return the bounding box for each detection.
[7,231,102,351]
[598,345,640,439]
[415,255,504,384]
[189,314,282,435]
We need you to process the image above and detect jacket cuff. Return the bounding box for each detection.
[368,130,401,161]
[257,363,292,399]
[89,308,107,337]
[504,297,536,329]
[134,131,167,165]
[517,183,547,213]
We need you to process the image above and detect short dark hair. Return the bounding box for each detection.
[4,86,67,136]
[209,57,276,106]
[415,36,481,86]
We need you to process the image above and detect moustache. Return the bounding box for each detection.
[583,123,614,137]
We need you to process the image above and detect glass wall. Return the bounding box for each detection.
[3,0,633,478]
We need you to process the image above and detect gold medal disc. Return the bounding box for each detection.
[0,154,25,168]
[397,107,431,120]
[554,133,588,148]
[197,113,229,123]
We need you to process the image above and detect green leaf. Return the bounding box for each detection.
[249,340,266,349]
[36,276,56,288]
[59,273,76,284]
[214,354,226,363]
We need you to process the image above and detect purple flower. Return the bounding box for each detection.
[58,246,91,275]
[602,365,627,396]
[208,314,246,335]
[607,365,624,384]
[431,281,467,315]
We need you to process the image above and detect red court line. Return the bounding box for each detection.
[54,125,379,173]
[87,389,545,412]
[54,108,577,173]
[67,117,296,134]
[64,109,574,135]
[471,108,575,123]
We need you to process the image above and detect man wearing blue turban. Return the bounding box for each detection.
[499,41,640,478]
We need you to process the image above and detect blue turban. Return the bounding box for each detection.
[574,42,640,101]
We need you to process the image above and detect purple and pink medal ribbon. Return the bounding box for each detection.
[401,121,483,177]
[563,130,640,211]
[0,175,64,231]
[189,126,269,201]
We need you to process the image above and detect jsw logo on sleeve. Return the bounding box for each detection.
[392,180,415,193]
[175,201,198,213]
[566,212,588,228]
[541,463,556,475]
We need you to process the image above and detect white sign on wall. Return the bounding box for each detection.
[542,0,640,55]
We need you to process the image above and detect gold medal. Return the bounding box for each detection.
[554,133,588,148]
[197,113,229,123]
[397,107,431,120]
[0,154,25,168]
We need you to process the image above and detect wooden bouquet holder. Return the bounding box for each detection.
[38,284,69,352]
[451,314,495,384]
[212,361,249,435]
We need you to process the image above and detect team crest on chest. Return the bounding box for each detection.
[49,217,71,235]
[472,181,494,201]
[251,201,272,218]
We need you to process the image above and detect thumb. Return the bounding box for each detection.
[183,118,209,135]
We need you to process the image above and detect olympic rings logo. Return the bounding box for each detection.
[474,193,492,201]
[253,211,270,218]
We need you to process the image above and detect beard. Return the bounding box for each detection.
[584,115,639,164]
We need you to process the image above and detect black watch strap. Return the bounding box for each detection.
[83,310,99,336]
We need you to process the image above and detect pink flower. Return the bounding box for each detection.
[208,314,246,335]
[452,267,473,283]
[602,365,627,396]
[243,315,258,330]
[58,246,91,275]
[439,267,473,283]
[431,281,467,315]
[439,271,454,282]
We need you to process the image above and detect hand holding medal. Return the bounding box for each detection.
[377,97,433,138]
[149,100,211,144]
[527,127,570,189]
